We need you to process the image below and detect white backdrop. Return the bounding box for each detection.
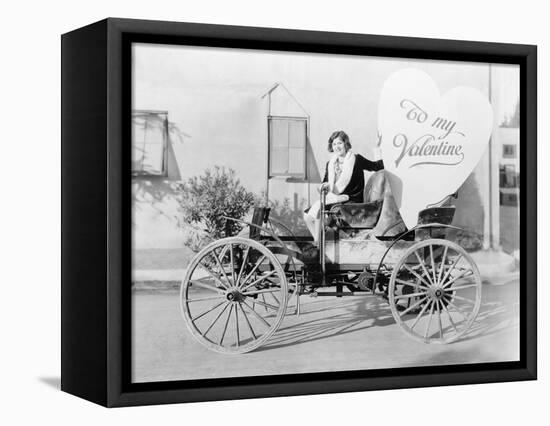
[1,0,546,423]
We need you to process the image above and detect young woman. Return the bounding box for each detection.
[303,130,384,241]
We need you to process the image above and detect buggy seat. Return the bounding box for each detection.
[328,170,387,229]
[328,170,457,236]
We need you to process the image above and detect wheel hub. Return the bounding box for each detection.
[357,271,374,291]
[428,286,446,300]
[226,289,244,303]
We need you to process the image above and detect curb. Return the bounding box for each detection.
[133,280,181,291]
[132,248,519,291]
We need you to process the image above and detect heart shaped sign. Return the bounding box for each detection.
[378,68,494,229]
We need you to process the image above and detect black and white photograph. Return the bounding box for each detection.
[130,43,521,383]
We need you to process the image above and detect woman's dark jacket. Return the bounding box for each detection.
[323,154,384,203]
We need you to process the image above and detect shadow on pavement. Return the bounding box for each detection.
[258,297,394,351]
[459,281,519,342]
[259,280,519,352]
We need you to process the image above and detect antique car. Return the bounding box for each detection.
[179,171,482,354]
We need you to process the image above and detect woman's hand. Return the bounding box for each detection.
[318,182,330,193]
[373,146,382,161]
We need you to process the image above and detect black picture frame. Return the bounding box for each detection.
[61,17,537,407]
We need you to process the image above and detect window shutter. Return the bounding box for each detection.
[269,119,289,175]
[268,117,307,179]
[288,119,306,177]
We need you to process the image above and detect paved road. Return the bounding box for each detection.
[132,279,519,383]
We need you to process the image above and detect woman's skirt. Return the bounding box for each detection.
[304,192,349,218]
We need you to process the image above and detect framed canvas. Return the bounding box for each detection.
[61,18,537,407]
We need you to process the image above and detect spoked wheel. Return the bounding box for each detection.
[180,237,288,354]
[388,239,482,344]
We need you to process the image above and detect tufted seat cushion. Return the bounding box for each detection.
[329,171,386,229]
[329,199,383,228]
[328,170,408,236]
[363,170,386,203]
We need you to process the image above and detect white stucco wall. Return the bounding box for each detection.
[131,43,516,249]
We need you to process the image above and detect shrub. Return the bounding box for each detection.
[174,167,255,245]
[455,230,483,252]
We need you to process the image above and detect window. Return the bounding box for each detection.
[504,164,517,187]
[500,164,517,188]
[268,117,307,179]
[132,110,168,176]
[502,144,517,159]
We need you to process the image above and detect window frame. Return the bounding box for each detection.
[267,115,308,180]
[131,109,169,177]
[502,143,517,159]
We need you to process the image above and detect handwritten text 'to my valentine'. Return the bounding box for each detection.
[394,99,466,168]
